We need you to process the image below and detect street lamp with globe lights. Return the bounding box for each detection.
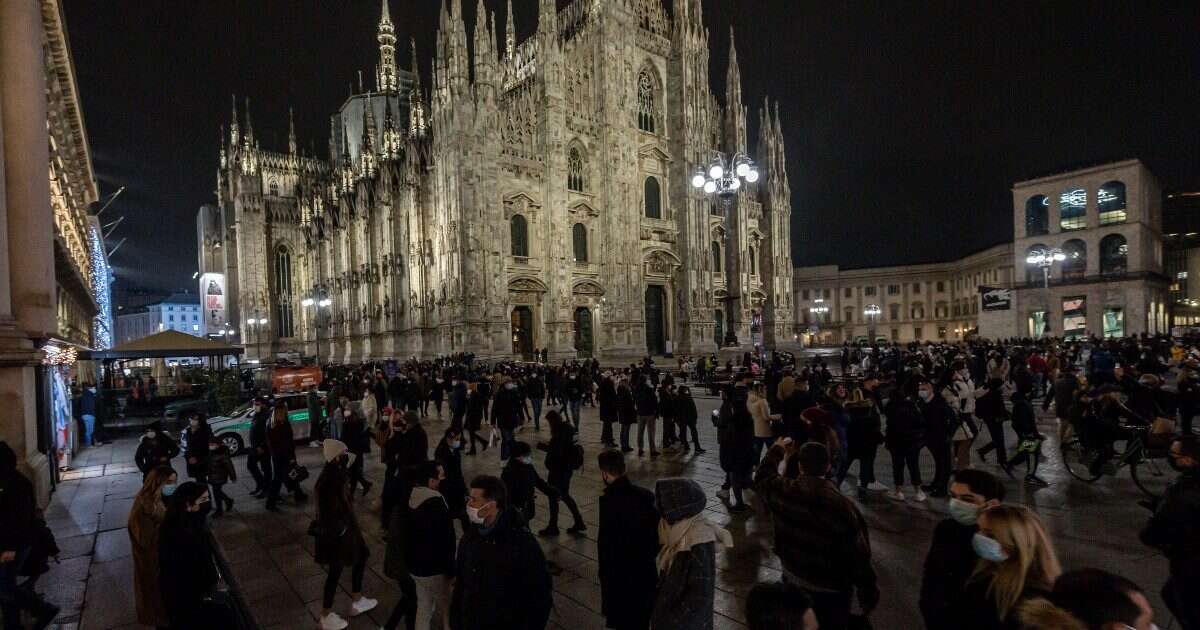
[692,150,759,346]
[1026,247,1067,289]
[808,298,829,346]
[863,304,881,345]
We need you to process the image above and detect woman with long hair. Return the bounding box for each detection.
[951,504,1062,629]
[128,465,177,629]
[265,400,307,511]
[314,440,377,630]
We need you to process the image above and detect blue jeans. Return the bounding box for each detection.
[567,400,581,430]
[531,398,543,430]
[501,428,515,461]
[81,414,96,446]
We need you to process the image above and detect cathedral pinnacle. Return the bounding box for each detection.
[377,0,398,93]
[409,38,427,138]
[505,0,515,62]
[288,107,297,155]
[229,94,239,146]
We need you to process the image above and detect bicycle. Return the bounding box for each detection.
[1060,423,1174,499]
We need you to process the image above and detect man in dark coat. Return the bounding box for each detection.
[919,469,1005,630]
[754,439,879,628]
[597,373,618,447]
[492,379,526,461]
[917,381,956,498]
[182,414,212,483]
[720,374,756,512]
[135,421,180,477]
[451,475,552,630]
[597,449,658,630]
[1141,436,1200,629]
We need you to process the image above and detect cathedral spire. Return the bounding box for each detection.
[724,27,747,153]
[409,37,427,137]
[505,0,515,62]
[288,107,297,155]
[377,0,398,92]
[243,97,254,147]
[538,0,557,38]
[473,0,495,87]
[361,92,377,177]
[229,94,239,147]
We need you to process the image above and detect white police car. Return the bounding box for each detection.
[194,392,326,456]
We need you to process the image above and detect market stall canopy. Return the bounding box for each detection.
[78,330,245,360]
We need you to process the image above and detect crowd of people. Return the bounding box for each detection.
[8,333,1197,629]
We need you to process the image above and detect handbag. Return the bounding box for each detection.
[288,463,309,483]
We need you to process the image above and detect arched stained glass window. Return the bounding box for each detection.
[644,176,661,219]
[511,215,529,257]
[572,223,588,262]
[637,70,657,133]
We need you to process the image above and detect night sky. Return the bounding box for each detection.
[63,1,1200,299]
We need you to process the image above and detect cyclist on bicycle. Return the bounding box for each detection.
[1084,383,1150,477]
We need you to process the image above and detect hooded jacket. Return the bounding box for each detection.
[406,485,455,577]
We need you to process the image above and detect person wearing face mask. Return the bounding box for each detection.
[501,441,558,525]
[1140,435,1200,630]
[535,410,587,537]
[341,399,374,498]
[128,466,176,630]
[204,435,236,516]
[404,461,456,630]
[265,401,307,511]
[135,421,180,478]
[919,469,1006,630]
[1019,569,1159,630]
[182,411,213,483]
[434,428,468,528]
[596,449,659,630]
[313,440,377,630]
[451,475,552,630]
[1005,389,1048,487]
[917,380,955,498]
[946,361,979,471]
[493,378,526,461]
[157,482,218,630]
[948,504,1061,630]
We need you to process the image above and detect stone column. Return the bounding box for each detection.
[0,0,55,501]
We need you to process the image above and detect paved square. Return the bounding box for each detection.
[39,390,1171,629]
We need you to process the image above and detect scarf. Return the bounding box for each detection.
[656,514,733,574]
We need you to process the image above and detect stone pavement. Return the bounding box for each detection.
[36,390,1174,629]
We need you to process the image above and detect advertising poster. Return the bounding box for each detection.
[200,273,227,334]
[51,368,73,469]
[980,287,1012,311]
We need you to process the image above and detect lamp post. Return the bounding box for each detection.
[1026,247,1066,289]
[691,150,759,348]
[302,289,332,366]
[863,304,881,345]
[809,298,829,346]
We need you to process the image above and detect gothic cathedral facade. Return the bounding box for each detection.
[200,0,794,362]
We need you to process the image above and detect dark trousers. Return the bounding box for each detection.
[620,423,632,449]
[266,455,302,507]
[211,483,231,513]
[662,416,677,446]
[925,438,952,492]
[547,468,584,528]
[679,421,701,449]
[323,553,367,609]
[601,419,615,445]
[889,445,922,487]
[977,417,1009,464]
[246,449,272,492]
[383,573,417,630]
[531,399,543,430]
[838,447,877,487]
[0,547,56,628]
[466,429,488,453]
[348,453,371,494]
[808,589,853,630]
[1164,574,1200,630]
[381,467,412,530]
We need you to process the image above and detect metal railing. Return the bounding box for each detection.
[207,529,263,630]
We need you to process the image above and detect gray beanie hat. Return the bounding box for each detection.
[654,477,707,524]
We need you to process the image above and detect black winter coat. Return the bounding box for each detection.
[492,387,525,430]
[450,510,552,630]
[845,400,884,457]
[597,379,617,421]
[719,386,756,474]
[183,423,212,479]
[634,382,658,416]
[617,385,637,425]
[465,391,486,431]
[502,460,556,522]
[135,434,180,474]
[542,423,578,474]
[158,514,218,630]
[434,440,467,511]
[406,487,456,577]
[883,397,925,451]
[677,395,698,426]
[918,396,955,444]
[597,477,659,630]
[1141,470,1200,578]
[919,519,979,630]
[342,416,371,455]
[948,576,1047,630]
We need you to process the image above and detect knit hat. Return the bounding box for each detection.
[322,439,348,463]
[655,478,706,524]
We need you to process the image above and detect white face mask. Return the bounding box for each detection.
[519,456,533,465]
[466,500,493,525]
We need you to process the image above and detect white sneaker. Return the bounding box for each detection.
[319,612,348,630]
[350,597,378,617]
[867,481,890,492]
[886,489,905,501]
[308,440,321,448]
[913,489,928,502]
